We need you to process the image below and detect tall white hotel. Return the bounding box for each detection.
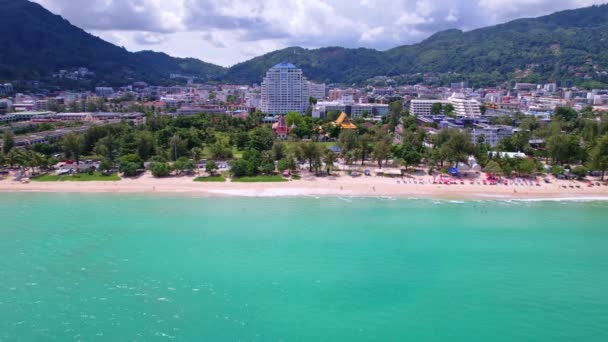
[261,62,325,115]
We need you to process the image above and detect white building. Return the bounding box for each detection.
[312,101,389,119]
[448,93,482,117]
[471,124,515,147]
[409,99,449,116]
[95,87,115,97]
[261,62,308,115]
[306,81,326,101]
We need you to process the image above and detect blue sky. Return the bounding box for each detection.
[32,0,606,66]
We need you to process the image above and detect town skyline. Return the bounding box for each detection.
[31,0,607,66]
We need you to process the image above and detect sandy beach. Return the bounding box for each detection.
[2,172,608,200]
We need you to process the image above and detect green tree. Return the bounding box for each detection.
[388,101,403,130]
[443,103,455,117]
[233,132,250,150]
[60,132,84,165]
[431,103,443,115]
[271,142,286,161]
[99,159,113,174]
[209,141,233,160]
[248,127,275,152]
[572,165,588,179]
[173,157,195,175]
[135,131,155,161]
[396,144,421,171]
[324,150,337,175]
[94,135,119,161]
[373,137,392,168]
[483,160,503,175]
[6,149,24,168]
[150,162,171,178]
[358,134,373,165]
[338,129,359,155]
[442,131,475,167]
[190,147,203,174]
[299,142,322,172]
[205,160,218,175]
[118,154,143,177]
[514,158,537,176]
[546,134,582,165]
[231,159,256,178]
[260,161,275,175]
[554,107,578,122]
[551,165,565,177]
[285,112,305,128]
[590,134,608,180]
[169,134,188,161]
[2,130,15,155]
[277,159,289,172]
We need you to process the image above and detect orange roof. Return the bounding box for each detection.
[335,112,356,129]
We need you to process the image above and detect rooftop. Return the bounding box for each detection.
[272,62,297,69]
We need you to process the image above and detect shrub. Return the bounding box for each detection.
[151,162,171,178]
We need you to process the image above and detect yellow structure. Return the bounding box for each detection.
[335,112,357,129]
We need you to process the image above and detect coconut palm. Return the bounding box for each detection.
[190,147,202,175]
[6,149,24,169]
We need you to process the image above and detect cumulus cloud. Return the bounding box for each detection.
[133,32,168,45]
[31,0,606,66]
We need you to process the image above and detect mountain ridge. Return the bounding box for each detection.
[1,0,607,88]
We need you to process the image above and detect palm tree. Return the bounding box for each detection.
[6,149,24,169]
[25,150,44,175]
[190,147,202,175]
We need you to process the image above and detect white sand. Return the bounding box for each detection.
[2,172,608,200]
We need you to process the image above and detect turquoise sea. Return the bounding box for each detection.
[1,194,607,341]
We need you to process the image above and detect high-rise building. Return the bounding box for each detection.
[306,81,326,101]
[261,62,323,115]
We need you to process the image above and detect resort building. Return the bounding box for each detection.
[470,124,515,147]
[448,93,482,117]
[312,101,389,119]
[409,99,450,116]
[260,62,308,115]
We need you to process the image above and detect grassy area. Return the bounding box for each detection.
[201,146,243,160]
[32,172,121,182]
[194,176,226,182]
[232,175,288,183]
[285,141,334,154]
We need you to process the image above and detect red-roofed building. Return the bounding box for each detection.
[272,115,290,140]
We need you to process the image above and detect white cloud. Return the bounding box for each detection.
[360,27,385,43]
[133,32,168,45]
[31,0,606,66]
[445,9,459,22]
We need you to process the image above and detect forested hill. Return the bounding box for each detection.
[1,1,608,87]
[224,4,608,86]
[0,0,225,86]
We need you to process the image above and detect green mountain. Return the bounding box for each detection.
[225,4,608,86]
[0,0,225,86]
[1,0,607,88]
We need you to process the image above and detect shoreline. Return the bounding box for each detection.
[2,173,608,201]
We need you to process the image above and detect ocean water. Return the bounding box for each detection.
[1,194,607,341]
